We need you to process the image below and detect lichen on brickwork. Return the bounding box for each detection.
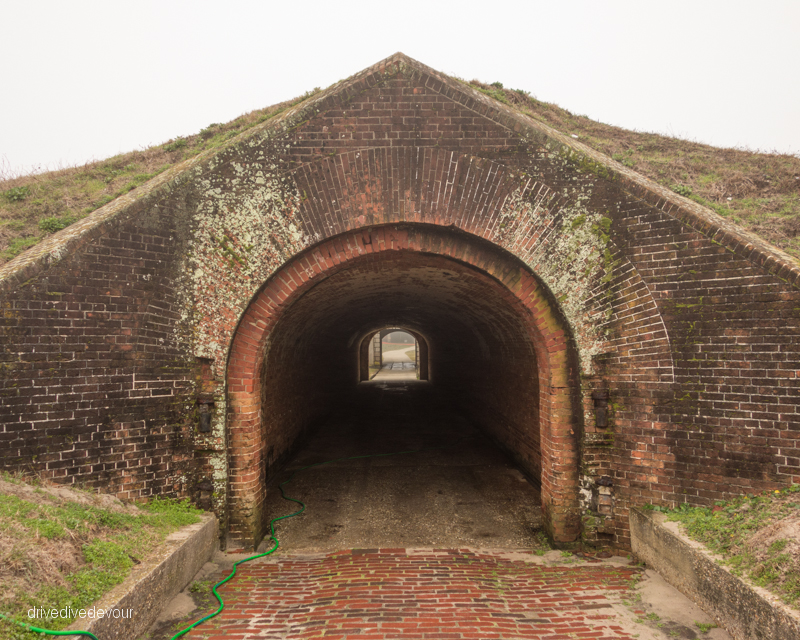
[169,145,316,492]
[494,180,616,375]
[210,453,228,510]
[179,152,311,373]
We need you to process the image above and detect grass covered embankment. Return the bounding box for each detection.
[2,74,798,266]
[646,484,800,610]
[0,90,318,263]
[0,474,203,639]
[466,79,800,262]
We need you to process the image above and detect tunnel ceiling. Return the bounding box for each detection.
[264,249,540,372]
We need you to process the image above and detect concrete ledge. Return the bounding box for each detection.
[630,507,800,640]
[65,513,217,640]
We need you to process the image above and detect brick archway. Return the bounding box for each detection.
[226,224,580,549]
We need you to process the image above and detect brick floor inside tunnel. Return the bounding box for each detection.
[259,380,544,552]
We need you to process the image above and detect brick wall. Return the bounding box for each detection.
[0,207,197,499]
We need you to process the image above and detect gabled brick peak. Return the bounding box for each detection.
[2,52,798,292]
[351,54,800,288]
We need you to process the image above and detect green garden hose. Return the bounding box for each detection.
[169,440,458,640]
[0,613,99,640]
[0,440,456,640]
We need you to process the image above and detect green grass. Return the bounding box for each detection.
[0,236,40,261]
[38,214,77,233]
[0,89,320,264]
[651,484,800,609]
[0,488,202,639]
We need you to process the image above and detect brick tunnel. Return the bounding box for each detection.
[226,225,581,549]
[3,53,799,556]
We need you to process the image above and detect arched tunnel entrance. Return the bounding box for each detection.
[227,225,581,549]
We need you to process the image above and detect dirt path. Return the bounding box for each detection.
[260,381,542,551]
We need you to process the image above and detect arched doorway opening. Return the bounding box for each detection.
[226,225,581,550]
[359,328,430,381]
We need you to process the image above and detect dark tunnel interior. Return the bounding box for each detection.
[258,249,545,486]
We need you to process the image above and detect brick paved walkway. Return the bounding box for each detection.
[186,549,641,640]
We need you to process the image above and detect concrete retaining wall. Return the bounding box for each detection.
[65,513,217,640]
[630,507,800,640]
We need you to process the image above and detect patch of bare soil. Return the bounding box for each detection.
[746,507,800,595]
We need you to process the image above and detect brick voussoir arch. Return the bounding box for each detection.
[226,223,579,548]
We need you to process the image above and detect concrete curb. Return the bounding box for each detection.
[64,513,217,640]
[630,507,800,640]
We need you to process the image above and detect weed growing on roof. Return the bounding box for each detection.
[469,80,509,104]
[2,186,30,202]
[612,151,636,168]
[0,88,321,264]
[38,214,77,234]
[164,137,188,152]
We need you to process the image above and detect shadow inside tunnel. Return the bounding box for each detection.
[260,381,544,553]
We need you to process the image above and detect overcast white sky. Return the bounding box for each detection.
[1,0,798,177]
